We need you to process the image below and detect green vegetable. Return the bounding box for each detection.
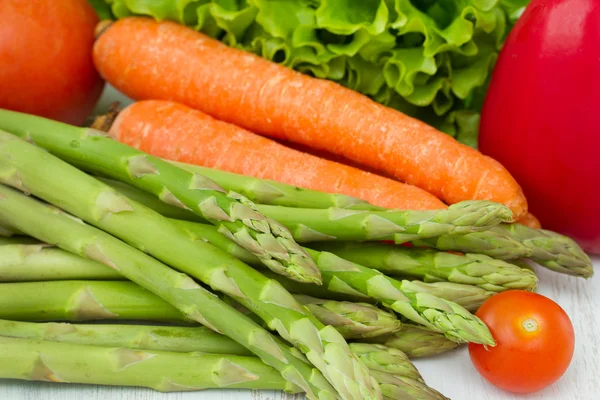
[0,336,302,393]
[0,132,377,400]
[366,324,460,358]
[490,224,593,278]
[174,219,495,344]
[0,280,189,323]
[0,243,122,282]
[291,294,403,339]
[412,229,533,259]
[0,327,446,399]
[0,278,402,340]
[0,109,320,285]
[97,0,531,145]
[257,202,513,243]
[173,160,372,209]
[309,241,538,292]
[0,185,337,400]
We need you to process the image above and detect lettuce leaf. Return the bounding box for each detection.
[97,0,530,146]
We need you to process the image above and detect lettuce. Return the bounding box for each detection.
[97,0,529,146]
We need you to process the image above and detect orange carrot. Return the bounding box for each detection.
[517,212,542,229]
[109,100,446,211]
[93,18,527,218]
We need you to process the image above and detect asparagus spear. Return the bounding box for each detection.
[309,242,538,292]
[491,224,593,278]
[0,185,337,400]
[172,160,371,209]
[0,236,41,245]
[174,220,495,343]
[0,279,402,340]
[366,324,460,358]
[0,109,320,285]
[0,244,122,282]
[0,336,303,393]
[0,132,379,400]
[0,320,446,399]
[291,295,402,339]
[412,230,533,260]
[257,202,513,243]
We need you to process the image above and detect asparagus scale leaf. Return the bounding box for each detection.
[0,131,379,400]
[0,185,337,400]
[0,109,320,285]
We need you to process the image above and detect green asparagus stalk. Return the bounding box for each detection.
[96,168,511,244]
[0,109,320,285]
[0,244,122,282]
[0,327,445,399]
[0,185,337,400]
[0,319,255,355]
[0,280,190,323]
[291,295,402,339]
[366,324,460,358]
[257,202,513,243]
[0,132,379,400]
[172,160,372,209]
[412,230,533,260]
[0,336,302,393]
[309,242,538,292]
[491,224,593,278]
[0,236,41,245]
[0,279,402,340]
[174,219,495,343]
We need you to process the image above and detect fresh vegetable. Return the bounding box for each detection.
[109,100,445,210]
[0,336,303,393]
[174,219,496,342]
[95,0,531,145]
[479,0,600,254]
[365,324,460,359]
[0,185,339,400]
[256,202,512,243]
[0,0,104,125]
[93,18,528,218]
[0,109,321,285]
[468,291,575,393]
[0,132,379,400]
[0,278,402,340]
[309,242,538,292]
[0,334,446,400]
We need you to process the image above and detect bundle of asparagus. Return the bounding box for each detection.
[0,109,593,399]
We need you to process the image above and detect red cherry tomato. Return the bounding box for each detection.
[479,0,600,253]
[469,291,574,393]
[0,0,104,125]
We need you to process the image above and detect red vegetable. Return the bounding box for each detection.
[0,0,104,125]
[479,0,600,253]
[469,291,574,394]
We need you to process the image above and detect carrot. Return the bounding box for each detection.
[93,17,527,218]
[108,100,445,211]
[517,212,542,229]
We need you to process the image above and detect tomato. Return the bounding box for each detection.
[468,291,574,393]
[0,0,104,125]
[479,0,600,253]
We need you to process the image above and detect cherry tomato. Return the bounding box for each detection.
[0,0,104,125]
[469,291,574,393]
[479,0,600,253]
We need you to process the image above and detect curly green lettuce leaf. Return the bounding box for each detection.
[99,0,530,146]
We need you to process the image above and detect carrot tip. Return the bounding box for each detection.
[94,20,114,40]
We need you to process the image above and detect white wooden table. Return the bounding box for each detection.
[2,88,598,399]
